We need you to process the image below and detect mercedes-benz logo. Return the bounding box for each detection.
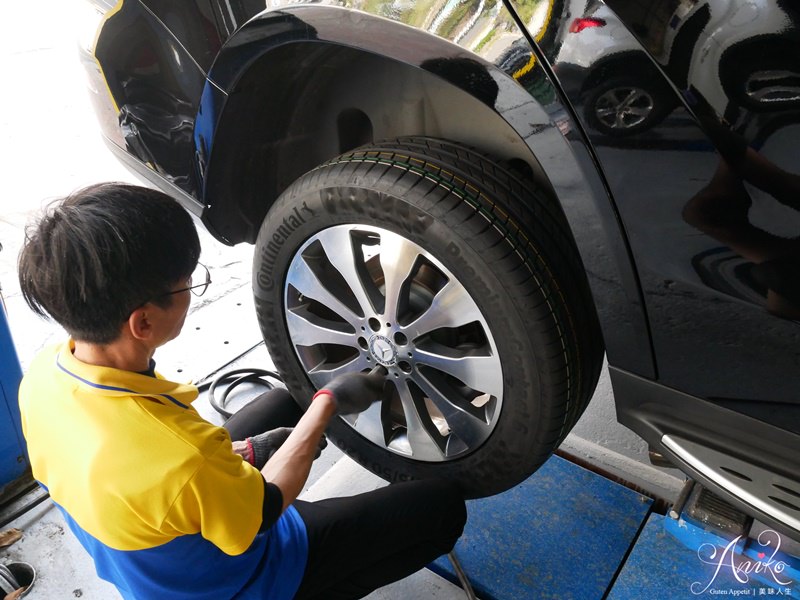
[368,334,397,366]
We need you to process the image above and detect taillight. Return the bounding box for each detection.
[569,18,606,33]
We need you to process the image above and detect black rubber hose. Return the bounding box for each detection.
[202,368,284,419]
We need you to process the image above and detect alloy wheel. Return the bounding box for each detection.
[594,86,654,130]
[284,224,503,462]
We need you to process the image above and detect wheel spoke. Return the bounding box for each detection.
[286,310,356,347]
[307,354,372,387]
[603,89,625,105]
[597,107,619,127]
[316,228,378,317]
[288,258,362,326]
[351,399,386,442]
[414,349,503,399]
[621,89,638,106]
[396,380,446,460]
[379,234,421,323]
[405,280,483,338]
[414,374,491,449]
[625,106,651,118]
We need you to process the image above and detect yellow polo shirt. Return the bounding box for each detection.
[18,341,307,599]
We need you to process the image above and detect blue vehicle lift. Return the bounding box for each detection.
[433,456,800,598]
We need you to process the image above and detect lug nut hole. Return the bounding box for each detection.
[394,332,408,345]
[358,337,368,350]
[368,318,381,332]
[398,361,412,373]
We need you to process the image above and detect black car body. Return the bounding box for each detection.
[80,0,800,538]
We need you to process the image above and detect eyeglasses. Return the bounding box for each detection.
[162,263,211,298]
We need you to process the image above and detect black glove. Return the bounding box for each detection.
[246,427,328,469]
[316,366,387,415]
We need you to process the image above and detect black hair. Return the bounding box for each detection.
[18,183,201,344]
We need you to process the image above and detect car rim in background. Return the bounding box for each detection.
[594,86,655,131]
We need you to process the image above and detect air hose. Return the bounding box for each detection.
[199,368,285,419]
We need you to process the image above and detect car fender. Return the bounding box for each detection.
[196,3,655,377]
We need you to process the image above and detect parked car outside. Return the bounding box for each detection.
[78,0,800,539]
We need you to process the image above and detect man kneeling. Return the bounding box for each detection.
[17,183,466,599]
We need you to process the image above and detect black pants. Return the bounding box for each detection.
[222,389,467,600]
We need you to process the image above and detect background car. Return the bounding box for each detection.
[554,0,678,136]
[79,0,800,538]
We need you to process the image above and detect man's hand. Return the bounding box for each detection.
[242,427,327,470]
[316,366,387,414]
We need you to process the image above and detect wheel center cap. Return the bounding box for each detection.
[369,334,397,366]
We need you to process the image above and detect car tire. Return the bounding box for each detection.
[585,76,673,137]
[252,137,603,497]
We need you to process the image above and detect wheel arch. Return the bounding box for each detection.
[196,5,657,378]
[198,6,562,246]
